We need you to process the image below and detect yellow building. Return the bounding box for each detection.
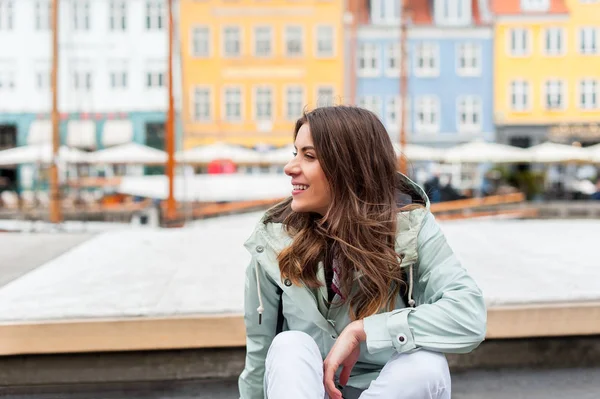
[493,0,600,146]
[179,0,345,149]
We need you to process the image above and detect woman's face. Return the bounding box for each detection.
[283,123,332,215]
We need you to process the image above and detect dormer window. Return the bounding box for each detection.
[521,0,550,12]
[435,0,471,26]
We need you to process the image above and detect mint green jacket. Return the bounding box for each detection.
[238,181,487,399]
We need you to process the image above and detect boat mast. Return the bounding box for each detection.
[49,0,62,223]
[166,0,176,221]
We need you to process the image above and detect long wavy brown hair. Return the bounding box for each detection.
[265,106,420,320]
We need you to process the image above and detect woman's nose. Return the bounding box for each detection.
[284,158,299,176]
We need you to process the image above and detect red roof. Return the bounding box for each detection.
[490,0,569,15]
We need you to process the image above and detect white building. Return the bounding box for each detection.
[0,0,181,152]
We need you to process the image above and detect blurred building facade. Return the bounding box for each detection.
[0,0,176,157]
[493,0,600,147]
[179,0,345,149]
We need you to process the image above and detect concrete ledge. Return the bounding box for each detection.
[1,302,600,356]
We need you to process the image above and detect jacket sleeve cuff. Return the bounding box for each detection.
[363,308,417,354]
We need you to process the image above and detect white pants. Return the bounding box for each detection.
[264,331,451,399]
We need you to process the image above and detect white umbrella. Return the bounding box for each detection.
[394,143,446,162]
[262,144,295,165]
[0,144,91,166]
[90,143,167,164]
[443,140,530,164]
[176,142,262,164]
[585,143,600,163]
[526,142,591,163]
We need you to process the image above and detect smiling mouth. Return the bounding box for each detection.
[293,184,309,191]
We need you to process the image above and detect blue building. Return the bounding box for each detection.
[355,0,494,147]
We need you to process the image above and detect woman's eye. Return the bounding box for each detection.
[305,154,315,159]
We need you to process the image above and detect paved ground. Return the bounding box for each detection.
[2,368,599,399]
[0,232,94,288]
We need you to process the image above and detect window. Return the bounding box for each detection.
[357,43,380,77]
[579,79,598,109]
[0,0,13,31]
[509,28,530,56]
[545,80,565,109]
[457,96,482,132]
[255,87,273,121]
[370,0,400,24]
[317,86,335,107]
[146,0,164,30]
[521,0,550,11]
[414,42,439,76]
[192,26,210,57]
[223,27,241,57]
[285,26,303,57]
[457,42,481,76]
[73,71,92,91]
[110,71,127,89]
[35,0,51,31]
[510,80,530,111]
[224,87,242,122]
[415,96,439,133]
[386,96,401,128]
[146,71,164,88]
[109,1,127,31]
[193,87,211,122]
[580,0,600,3]
[544,28,564,55]
[0,70,15,90]
[358,96,382,117]
[385,43,400,76]
[36,70,50,90]
[579,27,598,54]
[316,26,334,57]
[436,0,470,25]
[72,0,90,31]
[254,26,272,57]
[286,86,304,120]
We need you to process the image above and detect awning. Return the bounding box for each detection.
[67,120,97,149]
[102,120,134,147]
[27,120,52,145]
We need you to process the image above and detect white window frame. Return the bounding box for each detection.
[579,27,599,55]
[191,25,210,58]
[521,0,550,11]
[72,0,91,31]
[456,96,482,133]
[456,42,481,77]
[385,43,400,77]
[508,28,531,56]
[192,86,212,122]
[510,80,530,111]
[109,69,128,89]
[72,71,92,91]
[579,79,598,110]
[286,86,305,121]
[0,70,15,91]
[544,79,566,110]
[386,96,401,130]
[285,25,303,57]
[358,96,382,117]
[413,42,439,77]
[145,0,164,31]
[357,43,380,77]
[370,0,400,25]
[254,86,273,121]
[0,0,13,31]
[414,96,440,134]
[36,70,50,90]
[316,86,335,107]
[254,26,273,58]
[436,0,471,26]
[543,27,565,56]
[35,0,51,31]
[223,26,241,58]
[109,1,127,32]
[223,86,243,123]
[315,25,334,58]
[146,71,164,88]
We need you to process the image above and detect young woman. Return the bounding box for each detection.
[239,106,486,399]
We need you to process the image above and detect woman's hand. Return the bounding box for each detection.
[323,320,367,399]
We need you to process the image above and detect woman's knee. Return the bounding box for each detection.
[387,350,450,395]
[266,331,321,363]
